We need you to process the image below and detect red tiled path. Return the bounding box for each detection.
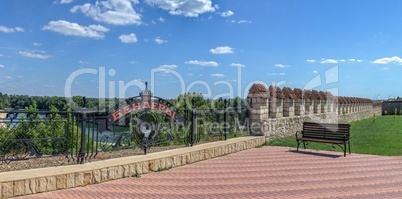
[19,146,402,199]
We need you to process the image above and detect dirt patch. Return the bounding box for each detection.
[0,145,185,172]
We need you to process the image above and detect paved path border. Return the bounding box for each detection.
[0,136,265,198]
[18,146,402,199]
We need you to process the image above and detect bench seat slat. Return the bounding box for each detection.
[296,137,345,144]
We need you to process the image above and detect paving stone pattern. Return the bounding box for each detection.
[18,146,402,199]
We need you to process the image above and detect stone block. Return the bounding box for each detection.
[25,179,36,195]
[13,180,25,197]
[92,169,101,184]
[136,162,143,174]
[75,173,84,187]
[149,161,155,172]
[142,161,149,173]
[155,158,166,170]
[46,176,57,191]
[181,154,186,164]
[56,175,67,190]
[66,173,75,188]
[166,158,173,168]
[2,182,13,198]
[36,177,47,193]
[186,153,192,163]
[123,165,130,178]
[172,156,178,167]
[108,168,115,180]
[129,164,136,175]
[100,168,109,182]
[83,172,92,186]
[114,166,123,179]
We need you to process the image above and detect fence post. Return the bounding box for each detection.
[190,108,196,146]
[224,99,228,140]
[78,111,87,164]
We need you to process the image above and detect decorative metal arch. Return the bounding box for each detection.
[99,82,185,154]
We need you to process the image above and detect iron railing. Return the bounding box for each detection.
[0,107,250,166]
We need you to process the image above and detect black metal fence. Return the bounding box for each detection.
[0,107,249,166]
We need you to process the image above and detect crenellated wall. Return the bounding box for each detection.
[247,84,383,140]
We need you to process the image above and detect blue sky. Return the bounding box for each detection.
[0,0,401,100]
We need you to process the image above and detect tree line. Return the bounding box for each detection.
[0,92,247,112]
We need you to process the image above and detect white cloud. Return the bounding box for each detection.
[381,67,390,70]
[238,20,252,24]
[154,64,178,73]
[118,33,138,43]
[0,25,24,33]
[0,54,4,57]
[349,58,363,63]
[372,56,402,64]
[71,0,142,26]
[157,64,178,70]
[186,60,218,67]
[0,64,4,68]
[307,59,316,63]
[158,17,165,22]
[230,63,245,67]
[14,27,24,32]
[209,46,234,54]
[79,60,89,64]
[32,42,42,46]
[274,64,288,68]
[340,59,345,62]
[18,50,51,59]
[42,20,109,39]
[267,73,285,76]
[145,0,217,17]
[54,0,74,4]
[210,73,225,77]
[4,76,12,79]
[313,70,318,74]
[320,59,338,64]
[220,10,234,17]
[154,37,167,44]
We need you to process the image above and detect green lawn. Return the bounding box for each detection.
[267,116,402,156]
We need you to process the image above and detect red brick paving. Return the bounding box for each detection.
[18,146,402,199]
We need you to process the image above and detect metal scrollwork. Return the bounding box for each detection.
[100,132,135,151]
[0,139,42,164]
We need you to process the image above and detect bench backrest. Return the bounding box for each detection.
[302,122,350,140]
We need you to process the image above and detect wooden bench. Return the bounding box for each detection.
[296,122,351,157]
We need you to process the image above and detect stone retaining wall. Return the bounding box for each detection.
[263,109,382,140]
[247,83,383,139]
[0,136,265,198]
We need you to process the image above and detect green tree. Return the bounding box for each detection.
[0,92,5,109]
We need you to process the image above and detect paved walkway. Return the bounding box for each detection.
[18,146,402,199]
